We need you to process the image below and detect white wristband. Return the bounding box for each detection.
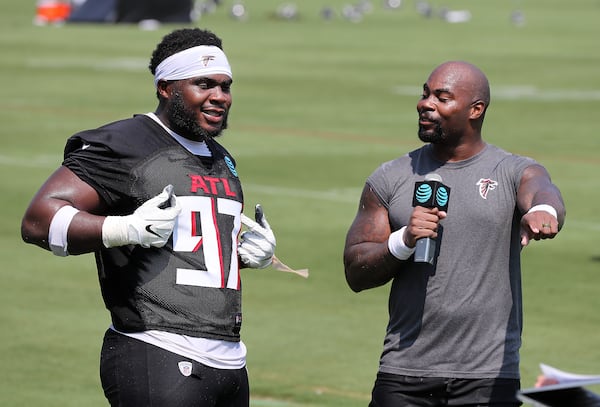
[48,205,80,256]
[102,215,130,248]
[388,226,415,260]
[527,204,557,219]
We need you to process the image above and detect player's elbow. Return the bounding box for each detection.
[346,278,365,293]
[21,214,49,249]
[343,257,367,293]
[344,248,397,292]
[343,245,375,292]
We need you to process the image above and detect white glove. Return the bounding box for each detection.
[102,185,181,248]
[239,204,276,269]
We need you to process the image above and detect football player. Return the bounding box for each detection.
[21,28,275,406]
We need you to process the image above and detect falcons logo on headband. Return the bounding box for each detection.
[200,55,216,67]
[476,178,498,199]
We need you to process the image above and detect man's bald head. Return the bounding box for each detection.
[417,61,491,148]
[430,61,490,110]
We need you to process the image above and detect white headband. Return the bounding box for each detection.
[154,45,232,86]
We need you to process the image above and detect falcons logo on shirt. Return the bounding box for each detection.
[476,178,498,199]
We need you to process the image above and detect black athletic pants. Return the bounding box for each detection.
[100,329,249,407]
[369,372,522,407]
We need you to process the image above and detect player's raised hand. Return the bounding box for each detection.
[519,209,558,247]
[102,185,182,248]
[239,204,276,269]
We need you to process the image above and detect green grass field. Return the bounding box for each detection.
[1,1,599,405]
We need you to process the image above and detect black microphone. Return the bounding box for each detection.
[412,173,450,265]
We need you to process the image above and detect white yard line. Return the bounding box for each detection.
[393,85,600,101]
[243,183,361,204]
[25,57,600,102]
[26,57,147,72]
[4,155,598,231]
[0,154,61,168]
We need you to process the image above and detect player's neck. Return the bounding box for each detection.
[431,138,486,163]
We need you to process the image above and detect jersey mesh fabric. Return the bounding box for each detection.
[63,115,244,341]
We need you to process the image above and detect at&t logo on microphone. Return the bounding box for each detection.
[412,173,451,265]
[412,174,451,211]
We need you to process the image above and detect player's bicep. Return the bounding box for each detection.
[38,166,104,212]
[344,184,398,292]
[22,166,104,245]
[345,184,391,247]
[517,165,554,212]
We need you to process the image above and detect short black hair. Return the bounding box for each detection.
[148,28,224,75]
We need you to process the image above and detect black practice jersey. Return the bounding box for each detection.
[63,114,244,341]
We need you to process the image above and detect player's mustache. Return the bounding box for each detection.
[419,113,438,123]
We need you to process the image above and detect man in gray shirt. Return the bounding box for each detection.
[343,61,565,406]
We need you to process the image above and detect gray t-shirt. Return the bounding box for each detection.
[367,143,536,379]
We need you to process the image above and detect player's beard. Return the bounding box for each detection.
[418,121,445,144]
[169,92,229,141]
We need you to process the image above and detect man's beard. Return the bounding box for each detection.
[418,121,444,144]
[169,92,228,141]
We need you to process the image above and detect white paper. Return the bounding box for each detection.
[540,364,600,384]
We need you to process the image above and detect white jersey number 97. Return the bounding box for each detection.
[172,196,242,290]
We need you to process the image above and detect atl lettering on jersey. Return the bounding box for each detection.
[189,175,237,197]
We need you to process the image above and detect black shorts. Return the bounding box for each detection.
[369,372,521,407]
[100,329,249,407]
